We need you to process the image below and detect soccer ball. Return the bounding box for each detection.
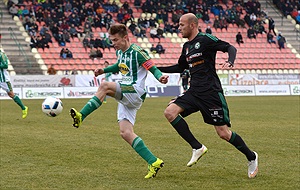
[42,96,63,117]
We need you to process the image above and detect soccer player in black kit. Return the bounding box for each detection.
[158,13,258,178]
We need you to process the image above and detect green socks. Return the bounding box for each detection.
[132,137,157,164]
[13,95,25,110]
[80,96,102,121]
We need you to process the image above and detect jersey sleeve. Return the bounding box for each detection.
[204,34,231,52]
[0,53,9,69]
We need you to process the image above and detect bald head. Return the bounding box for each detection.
[181,13,198,27]
[179,13,199,40]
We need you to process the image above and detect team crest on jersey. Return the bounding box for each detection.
[195,42,200,49]
[119,63,129,75]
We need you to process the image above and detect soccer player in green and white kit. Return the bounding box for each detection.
[0,50,28,118]
[70,24,169,179]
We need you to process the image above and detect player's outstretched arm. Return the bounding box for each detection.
[159,75,169,84]
[95,62,119,77]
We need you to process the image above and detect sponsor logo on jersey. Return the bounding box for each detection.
[119,63,130,75]
[187,53,203,61]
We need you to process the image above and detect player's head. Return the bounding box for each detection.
[179,13,199,40]
[108,24,130,51]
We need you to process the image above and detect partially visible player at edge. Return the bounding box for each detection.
[69,24,169,179]
[0,50,28,118]
[158,13,258,178]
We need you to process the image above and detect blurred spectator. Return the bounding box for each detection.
[129,21,137,34]
[68,13,81,27]
[220,17,228,31]
[47,65,57,75]
[62,30,71,43]
[35,8,44,23]
[267,32,276,44]
[150,44,156,54]
[96,47,103,58]
[69,24,79,39]
[213,17,221,30]
[157,27,164,39]
[247,27,256,39]
[235,13,246,28]
[134,0,141,9]
[89,37,96,48]
[60,48,73,58]
[71,68,78,75]
[82,37,90,51]
[236,32,244,46]
[41,35,50,49]
[30,35,38,49]
[50,23,60,41]
[94,37,102,49]
[164,21,173,33]
[140,26,147,38]
[83,22,93,38]
[9,3,19,19]
[150,26,159,39]
[296,13,300,24]
[44,31,53,44]
[60,20,70,31]
[202,11,211,24]
[277,32,286,50]
[268,17,276,35]
[133,27,141,38]
[205,26,212,34]
[155,42,165,54]
[89,47,97,59]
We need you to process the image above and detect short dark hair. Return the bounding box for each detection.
[109,24,128,37]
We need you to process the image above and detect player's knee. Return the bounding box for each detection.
[164,108,176,121]
[217,131,231,141]
[119,130,131,140]
[99,81,109,91]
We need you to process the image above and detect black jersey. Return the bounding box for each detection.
[180,33,232,92]
[159,32,234,93]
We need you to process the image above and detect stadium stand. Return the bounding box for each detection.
[2,0,300,75]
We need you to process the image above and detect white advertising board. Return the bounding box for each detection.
[255,85,290,96]
[22,88,64,99]
[223,85,255,96]
[64,87,98,98]
[10,75,75,88]
[0,88,22,99]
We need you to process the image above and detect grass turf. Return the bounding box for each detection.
[0,96,299,189]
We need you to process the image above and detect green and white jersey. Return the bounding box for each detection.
[0,52,10,83]
[116,44,152,89]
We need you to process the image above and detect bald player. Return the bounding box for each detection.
[158,13,258,178]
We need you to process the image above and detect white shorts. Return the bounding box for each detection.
[115,83,144,125]
[0,81,13,92]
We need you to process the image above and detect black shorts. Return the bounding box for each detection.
[173,89,231,127]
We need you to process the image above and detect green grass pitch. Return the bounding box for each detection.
[0,96,299,189]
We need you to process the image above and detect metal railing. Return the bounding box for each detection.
[8,27,31,66]
[266,0,284,26]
